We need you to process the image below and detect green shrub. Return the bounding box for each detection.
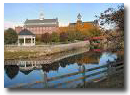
[4,28,18,44]
[51,32,60,42]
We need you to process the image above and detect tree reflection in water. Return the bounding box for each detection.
[41,52,101,73]
[20,70,33,75]
[4,51,103,80]
[42,62,59,72]
[4,51,124,88]
[4,65,19,79]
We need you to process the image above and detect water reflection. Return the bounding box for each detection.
[42,63,59,72]
[78,65,86,88]
[99,52,117,65]
[4,65,19,79]
[4,51,121,88]
[20,70,33,75]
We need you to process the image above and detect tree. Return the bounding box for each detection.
[41,33,51,43]
[67,28,87,41]
[87,28,101,37]
[67,31,76,42]
[75,30,84,40]
[96,4,124,32]
[60,32,68,42]
[36,35,42,42]
[51,32,60,42]
[96,4,124,50]
[4,28,18,44]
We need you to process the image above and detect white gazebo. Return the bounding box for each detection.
[18,29,36,46]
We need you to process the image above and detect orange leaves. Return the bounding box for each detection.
[58,21,100,38]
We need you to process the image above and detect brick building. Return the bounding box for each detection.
[68,13,98,31]
[59,13,98,33]
[15,13,59,36]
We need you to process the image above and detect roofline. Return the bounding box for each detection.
[18,29,35,35]
[25,18,58,21]
[83,21,94,23]
[69,21,94,24]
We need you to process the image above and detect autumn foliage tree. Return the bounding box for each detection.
[87,28,101,37]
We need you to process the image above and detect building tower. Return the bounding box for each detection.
[76,13,83,30]
[77,13,82,22]
[39,12,44,20]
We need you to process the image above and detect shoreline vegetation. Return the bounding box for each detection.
[4,41,90,60]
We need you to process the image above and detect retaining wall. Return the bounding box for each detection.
[4,41,90,53]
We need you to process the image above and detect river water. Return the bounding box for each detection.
[4,51,121,88]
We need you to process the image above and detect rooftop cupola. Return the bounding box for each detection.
[39,12,44,20]
[77,13,82,21]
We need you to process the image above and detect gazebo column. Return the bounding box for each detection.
[34,37,35,45]
[25,62,26,68]
[18,37,20,46]
[24,37,26,46]
[31,37,33,46]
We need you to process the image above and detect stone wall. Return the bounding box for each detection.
[5,41,90,53]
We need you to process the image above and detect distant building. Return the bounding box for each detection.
[59,13,98,33]
[68,13,98,31]
[15,13,98,36]
[15,13,59,36]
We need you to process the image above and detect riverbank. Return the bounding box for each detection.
[77,71,124,88]
[4,41,90,60]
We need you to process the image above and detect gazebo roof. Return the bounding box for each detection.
[18,29,35,35]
